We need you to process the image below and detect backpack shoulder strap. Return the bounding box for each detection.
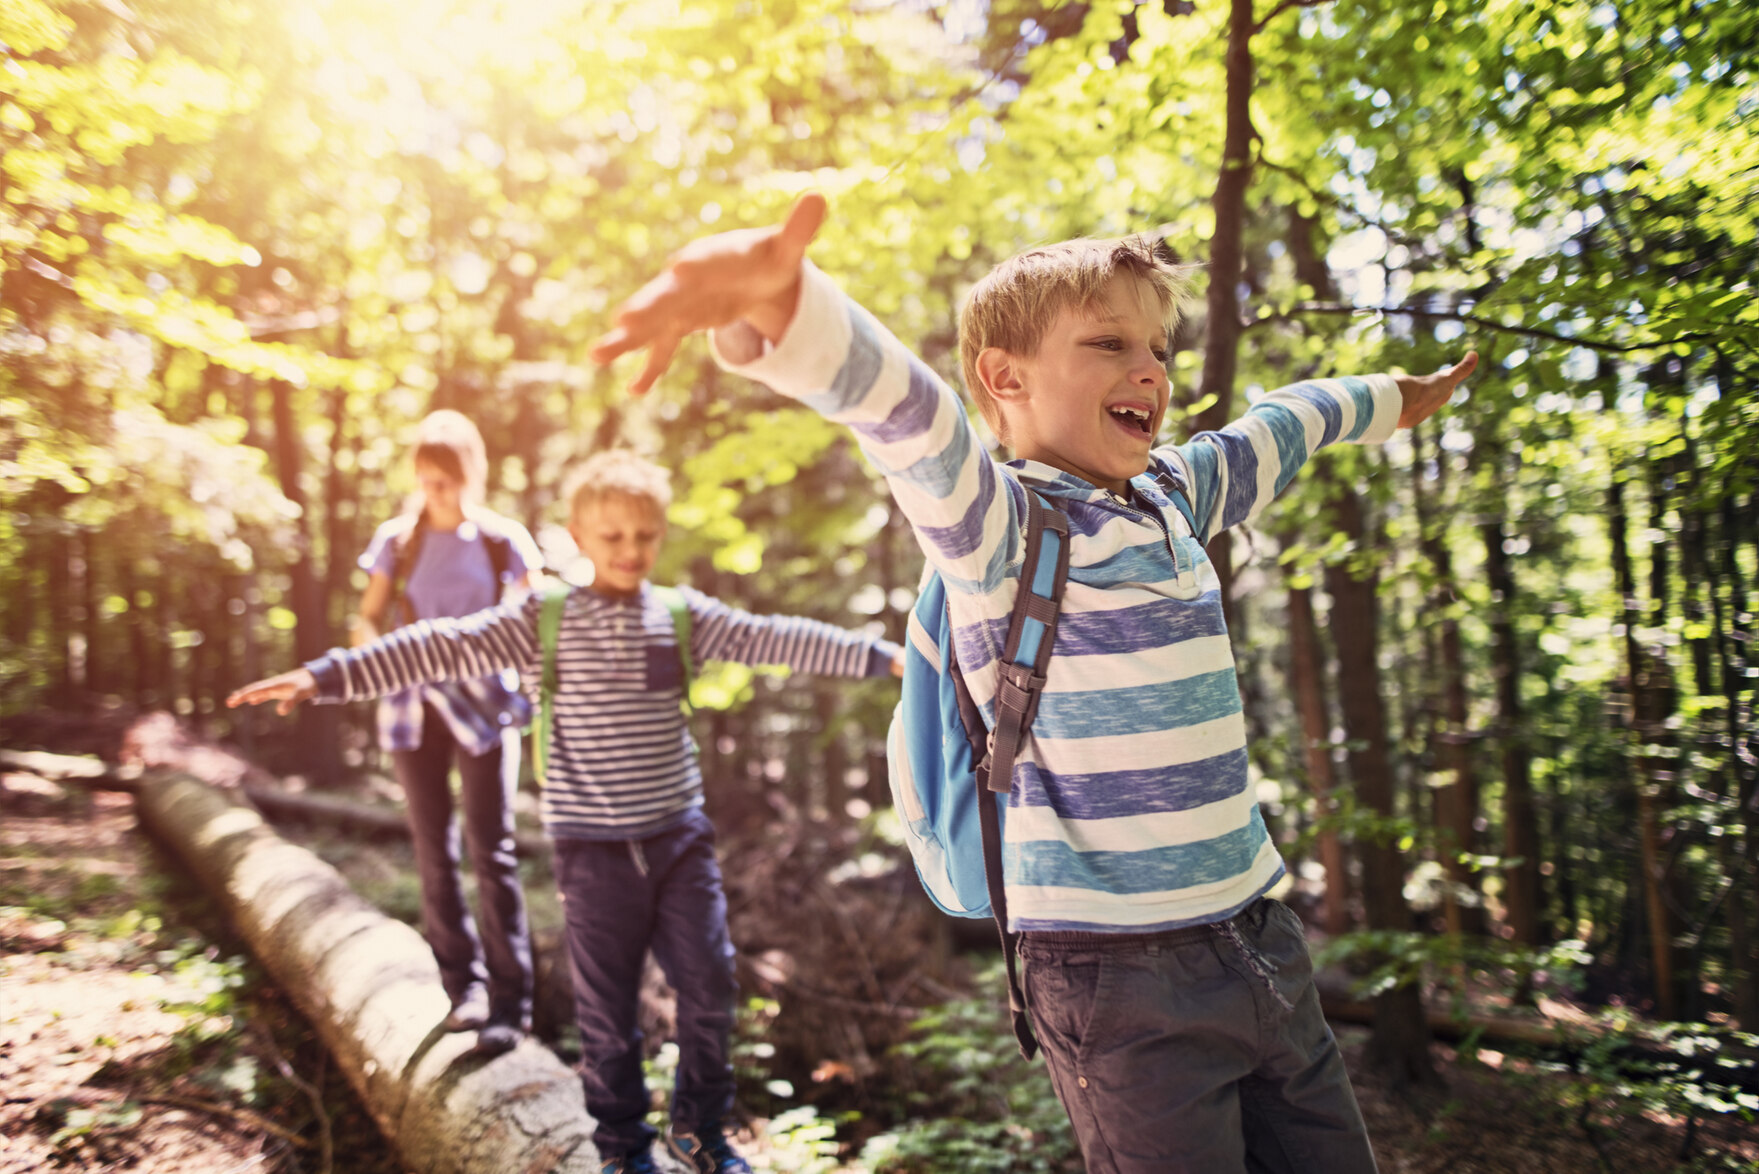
[484,530,513,595]
[1153,464,1201,537]
[1168,484,1199,537]
[651,585,694,710]
[532,576,572,786]
[981,489,1072,795]
[975,488,1071,1062]
[390,512,429,628]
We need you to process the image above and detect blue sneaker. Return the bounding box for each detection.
[666,1125,752,1174]
[599,1150,659,1174]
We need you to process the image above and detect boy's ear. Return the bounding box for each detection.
[976,346,1028,404]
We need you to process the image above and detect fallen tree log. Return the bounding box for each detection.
[240,782,551,859]
[0,748,141,790]
[136,769,601,1173]
[1318,984,1759,1093]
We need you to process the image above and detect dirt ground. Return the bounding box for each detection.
[0,776,402,1174]
[2,714,1755,1173]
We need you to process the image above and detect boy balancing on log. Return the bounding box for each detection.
[229,450,902,1174]
[589,193,1475,1174]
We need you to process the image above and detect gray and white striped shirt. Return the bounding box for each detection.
[307,581,896,840]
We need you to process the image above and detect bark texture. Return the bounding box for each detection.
[136,770,601,1174]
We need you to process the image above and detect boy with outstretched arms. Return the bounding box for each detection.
[590,194,1475,1173]
[230,449,902,1174]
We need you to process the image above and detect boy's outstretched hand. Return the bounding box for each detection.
[589,192,828,394]
[226,669,318,716]
[1394,351,1478,428]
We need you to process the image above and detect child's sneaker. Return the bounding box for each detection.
[599,1150,658,1174]
[665,1125,752,1174]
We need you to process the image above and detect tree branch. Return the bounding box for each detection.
[1255,156,1429,250]
[1251,301,1723,355]
[1253,0,1331,36]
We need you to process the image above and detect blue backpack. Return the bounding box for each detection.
[886,490,1071,1060]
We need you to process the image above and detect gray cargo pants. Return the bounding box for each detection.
[1018,897,1378,1174]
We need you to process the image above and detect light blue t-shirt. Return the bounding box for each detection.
[361,515,540,621]
[357,510,542,753]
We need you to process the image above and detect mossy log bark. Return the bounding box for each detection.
[136,769,600,1174]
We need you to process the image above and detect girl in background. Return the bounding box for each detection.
[353,409,541,1055]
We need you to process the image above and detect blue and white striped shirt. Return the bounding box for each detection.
[308,580,898,841]
[714,263,1402,932]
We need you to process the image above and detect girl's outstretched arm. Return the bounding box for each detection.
[226,669,317,716]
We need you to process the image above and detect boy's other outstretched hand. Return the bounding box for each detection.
[1394,351,1477,428]
[589,192,828,394]
[226,669,318,717]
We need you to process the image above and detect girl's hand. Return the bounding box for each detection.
[588,192,827,394]
[226,669,318,717]
[1394,351,1478,428]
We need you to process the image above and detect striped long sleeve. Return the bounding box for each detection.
[714,263,1402,932]
[308,582,894,840]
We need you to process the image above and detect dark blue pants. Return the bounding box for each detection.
[394,710,532,1028]
[553,809,738,1159]
[1018,898,1377,1174]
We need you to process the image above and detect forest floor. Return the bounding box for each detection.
[2,709,1755,1173]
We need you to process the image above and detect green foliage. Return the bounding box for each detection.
[1317,929,1593,1005]
[859,964,1079,1173]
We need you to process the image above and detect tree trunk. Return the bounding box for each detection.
[78,526,100,697]
[47,508,75,705]
[136,771,602,1172]
[1481,501,1542,946]
[269,378,343,785]
[1722,491,1759,1029]
[1324,472,1434,1084]
[1193,0,1258,626]
[1610,469,1677,1019]
[1286,582,1351,936]
[1410,421,1484,937]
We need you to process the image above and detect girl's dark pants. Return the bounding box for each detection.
[393,707,533,1028]
[1019,897,1378,1174]
[553,808,738,1159]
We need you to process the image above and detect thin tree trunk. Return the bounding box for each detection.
[151,558,174,712]
[269,378,342,785]
[1287,582,1351,936]
[72,524,96,698]
[1411,421,1484,936]
[1193,0,1257,626]
[1722,491,1759,1028]
[47,509,75,705]
[118,539,148,703]
[1611,469,1677,1018]
[1481,505,1541,946]
[1325,472,1434,1084]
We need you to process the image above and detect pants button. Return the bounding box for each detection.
[1077,1077,1088,1089]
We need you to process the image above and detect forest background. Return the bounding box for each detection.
[3,0,1757,1169]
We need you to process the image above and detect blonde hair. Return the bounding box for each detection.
[958,236,1194,443]
[412,409,488,500]
[563,450,673,520]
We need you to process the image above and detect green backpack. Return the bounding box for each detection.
[530,580,694,785]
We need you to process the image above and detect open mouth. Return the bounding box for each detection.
[1107,405,1153,436]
